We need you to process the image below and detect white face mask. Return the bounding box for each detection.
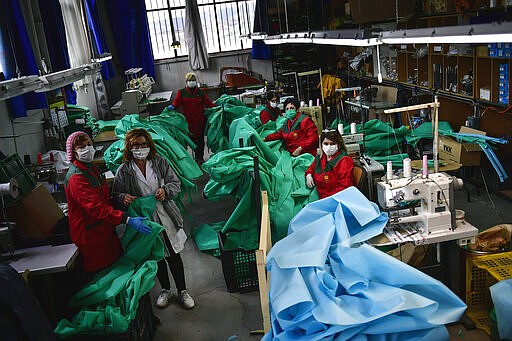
[76,145,96,163]
[187,81,197,88]
[131,147,150,160]
[322,144,338,157]
[270,101,278,108]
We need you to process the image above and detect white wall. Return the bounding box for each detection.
[153,52,273,99]
[0,102,45,162]
[0,52,273,160]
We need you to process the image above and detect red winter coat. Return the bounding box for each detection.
[64,161,125,273]
[172,86,216,140]
[260,104,281,125]
[265,112,319,156]
[305,152,355,199]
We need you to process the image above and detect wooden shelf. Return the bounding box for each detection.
[395,43,511,105]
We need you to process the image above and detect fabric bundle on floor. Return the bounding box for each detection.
[263,187,466,340]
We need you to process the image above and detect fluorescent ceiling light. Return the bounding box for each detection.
[310,29,381,46]
[0,75,42,101]
[381,21,512,44]
[263,35,284,45]
[312,38,381,46]
[263,32,312,45]
[241,32,268,40]
[250,33,268,40]
[92,53,112,63]
[281,32,312,44]
[84,63,102,75]
[36,66,87,93]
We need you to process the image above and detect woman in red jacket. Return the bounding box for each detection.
[260,91,281,125]
[64,131,151,273]
[264,97,319,156]
[305,129,354,199]
[172,72,216,163]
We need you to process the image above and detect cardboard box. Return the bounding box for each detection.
[349,0,416,24]
[439,127,486,166]
[6,184,64,239]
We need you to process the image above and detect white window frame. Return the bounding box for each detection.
[145,0,255,60]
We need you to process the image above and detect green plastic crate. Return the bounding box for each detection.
[0,154,36,205]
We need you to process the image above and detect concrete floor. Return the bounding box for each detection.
[151,169,511,341]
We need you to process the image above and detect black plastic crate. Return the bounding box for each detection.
[218,233,259,293]
[68,293,156,341]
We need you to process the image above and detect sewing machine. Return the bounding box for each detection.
[377,173,464,235]
[342,133,364,155]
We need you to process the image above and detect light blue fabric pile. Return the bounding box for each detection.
[263,187,467,340]
[490,278,512,340]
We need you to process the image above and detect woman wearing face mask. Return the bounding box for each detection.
[64,131,151,274]
[260,91,281,125]
[171,72,216,164]
[112,129,195,310]
[264,97,319,156]
[305,129,354,199]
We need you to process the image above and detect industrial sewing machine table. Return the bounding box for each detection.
[2,243,78,275]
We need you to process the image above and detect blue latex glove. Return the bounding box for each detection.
[127,217,152,235]
[167,105,175,111]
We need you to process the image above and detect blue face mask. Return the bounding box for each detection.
[284,109,297,119]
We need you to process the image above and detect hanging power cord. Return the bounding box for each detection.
[276,0,282,33]
[1,8,21,78]
[479,167,504,223]
[376,44,383,83]
[395,0,399,25]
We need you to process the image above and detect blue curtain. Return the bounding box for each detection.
[251,0,271,60]
[0,0,47,118]
[38,0,76,104]
[85,0,115,80]
[103,0,155,78]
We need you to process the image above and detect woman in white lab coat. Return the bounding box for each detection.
[112,128,195,310]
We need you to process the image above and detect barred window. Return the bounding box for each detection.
[145,0,255,60]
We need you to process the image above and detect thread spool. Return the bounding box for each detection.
[308,100,313,107]
[317,98,320,106]
[422,155,428,177]
[37,152,42,165]
[350,122,357,134]
[337,123,344,135]
[300,101,305,108]
[455,209,465,223]
[0,179,19,199]
[0,183,10,194]
[403,158,412,178]
[386,161,393,181]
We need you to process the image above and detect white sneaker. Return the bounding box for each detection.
[156,289,171,308]
[179,290,195,309]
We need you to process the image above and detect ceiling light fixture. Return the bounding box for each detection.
[263,35,285,45]
[91,53,113,63]
[35,66,87,93]
[380,21,512,45]
[241,32,268,40]
[0,75,42,101]
[310,30,381,46]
